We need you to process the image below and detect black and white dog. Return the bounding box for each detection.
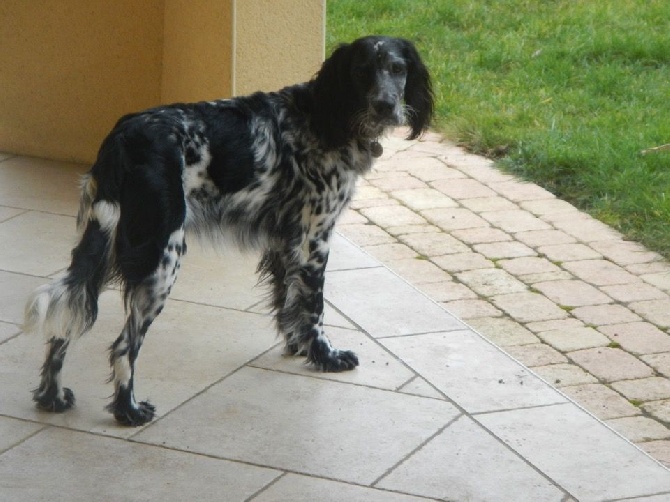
[24,36,433,426]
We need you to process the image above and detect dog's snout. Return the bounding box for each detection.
[372,98,395,117]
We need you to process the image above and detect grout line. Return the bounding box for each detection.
[244,471,288,502]
[370,413,462,488]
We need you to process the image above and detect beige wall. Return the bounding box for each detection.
[162,0,233,104]
[233,0,325,95]
[0,1,164,163]
[0,0,324,164]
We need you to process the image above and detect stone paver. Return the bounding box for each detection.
[431,252,494,272]
[606,416,670,443]
[450,226,512,244]
[472,241,536,259]
[533,279,612,307]
[398,231,469,257]
[416,281,478,302]
[590,240,663,266]
[547,213,622,242]
[491,292,569,323]
[420,207,489,231]
[536,326,610,352]
[568,347,654,383]
[537,243,603,262]
[532,363,598,387]
[456,268,527,297]
[642,353,670,378]
[431,178,497,199]
[514,229,577,247]
[598,322,670,355]
[571,304,642,325]
[335,131,670,467]
[601,282,668,303]
[560,384,642,420]
[498,256,562,276]
[562,259,638,286]
[629,299,670,328]
[505,343,567,367]
[466,317,539,346]
[480,209,551,233]
[611,377,670,402]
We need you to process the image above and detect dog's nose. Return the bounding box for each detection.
[372,98,395,117]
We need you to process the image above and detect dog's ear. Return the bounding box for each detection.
[401,40,434,140]
[311,43,356,147]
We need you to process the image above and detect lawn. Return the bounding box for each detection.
[327,0,670,257]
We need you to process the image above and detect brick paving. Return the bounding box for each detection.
[338,127,670,467]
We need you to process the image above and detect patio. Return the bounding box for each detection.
[1,141,670,501]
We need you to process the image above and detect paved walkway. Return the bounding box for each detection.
[338,127,670,467]
[1,147,670,501]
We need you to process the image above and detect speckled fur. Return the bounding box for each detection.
[24,36,433,426]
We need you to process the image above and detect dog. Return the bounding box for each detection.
[24,35,433,426]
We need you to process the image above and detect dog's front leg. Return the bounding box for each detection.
[279,234,359,372]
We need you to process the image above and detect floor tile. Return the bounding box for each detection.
[328,232,382,271]
[322,301,356,329]
[326,266,466,338]
[0,206,24,223]
[0,291,277,437]
[255,473,431,502]
[0,270,47,324]
[478,403,670,501]
[0,156,83,216]
[134,367,459,484]
[622,494,670,501]
[250,326,415,391]
[0,416,43,453]
[396,376,444,399]
[378,416,564,501]
[0,211,75,276]
[169,242,264,310]
[0,321,20,344]
[380,331,566,413]
[0,427,279,501]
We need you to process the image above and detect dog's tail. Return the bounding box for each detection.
[24,164,120,343]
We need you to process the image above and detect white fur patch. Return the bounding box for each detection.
[24,278,90,340]
[93,201,120,234]
[182,145,212,193]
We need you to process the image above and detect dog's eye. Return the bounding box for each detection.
[389,63,406,75]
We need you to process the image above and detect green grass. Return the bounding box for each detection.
[327,0,670,257]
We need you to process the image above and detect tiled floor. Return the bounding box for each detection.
[1,152,670,501]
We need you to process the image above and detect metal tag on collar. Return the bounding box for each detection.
[370,140,383,158]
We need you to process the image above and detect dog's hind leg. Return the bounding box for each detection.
[106,227,185,426]
[25,198,117,412]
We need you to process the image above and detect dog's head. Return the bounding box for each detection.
[311,36,434,148]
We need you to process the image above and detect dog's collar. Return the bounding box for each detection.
[369,140,383,158]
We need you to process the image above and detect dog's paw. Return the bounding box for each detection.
[34,387,75,413]
[110,400,156,427]
[310,347,359,372]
